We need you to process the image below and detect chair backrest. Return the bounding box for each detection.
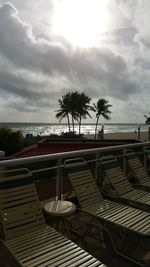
[64,158,104,210]
[0,170,45,241]
[124,149,150,185]
[101,156,133,196]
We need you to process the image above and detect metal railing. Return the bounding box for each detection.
[0,141,150,199]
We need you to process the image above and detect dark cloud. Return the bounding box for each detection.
[0,1,149,123]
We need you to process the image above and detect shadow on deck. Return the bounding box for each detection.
[45,209,150,267]
[0,208,150,266]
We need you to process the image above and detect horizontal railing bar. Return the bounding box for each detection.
[25,159,98,175]
[28,149,146,177]
[0,141,150,167]
[32,166,57,174]
[0,168,29,174]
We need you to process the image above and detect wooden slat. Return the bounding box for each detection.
[127,154,150,186]
[102,157,150,210]
[144,180,150,186]
[65,157,150,237]
[6,227,103,267]
[1,170,103,267]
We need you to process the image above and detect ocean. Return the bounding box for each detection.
[0,122,149,137]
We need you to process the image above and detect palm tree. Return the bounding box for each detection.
[67,91,79,132]
[93,99,112,139]
[56,94,71,132]
[56,92,79,132]
[75,93,94,134]
[56,91,94,135]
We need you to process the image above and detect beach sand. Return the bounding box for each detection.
[86,131,150,141]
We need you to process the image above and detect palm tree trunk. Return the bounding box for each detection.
[95,116,100,139]
[79,116,81,134]
[72,115,74,132]
[67,114,71,132]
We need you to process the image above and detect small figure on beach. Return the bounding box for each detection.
[98,126,104,140]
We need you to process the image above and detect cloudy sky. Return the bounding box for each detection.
[0,0,150,123]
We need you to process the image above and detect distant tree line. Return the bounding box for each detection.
[0,127,41,156]
[56,91,112,138]
[0,126,24,156]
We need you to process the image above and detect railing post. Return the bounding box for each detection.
[123,153,127,175]
[95,152,100,182]
[148,127,150,141]
[138,125,140,141]
[144,151,147,170]
[56,158,63,200]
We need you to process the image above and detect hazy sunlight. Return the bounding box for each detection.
[52,0,110,47]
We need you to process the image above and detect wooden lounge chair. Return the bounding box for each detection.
[101,155,150,212]
[64,158,150,266]
[123,149,150,191]
[0,169,104,267]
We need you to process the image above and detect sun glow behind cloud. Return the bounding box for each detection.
[52,0,110,47]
